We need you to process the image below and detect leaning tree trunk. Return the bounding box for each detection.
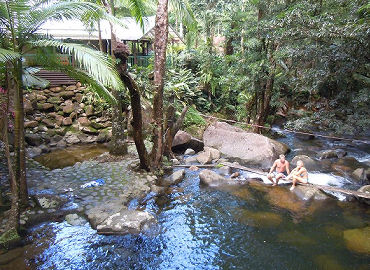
[13,60,28,207]
[106,0,127,156]
[150,0,169,170]
[113,43,150,170]
[163,105,188,158]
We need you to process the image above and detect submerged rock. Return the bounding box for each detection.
[233,209,282,228]
[96,210,156,235]
[343,226,370,255]
[277,230,316,246]
[203,122,289,167]
[266,187,306,213]
[293,185,328,201]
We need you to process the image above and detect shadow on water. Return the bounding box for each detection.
[34,144,108,170]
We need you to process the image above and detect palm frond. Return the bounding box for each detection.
[30,39,124,91]
[123,0,146,30]
[0,48,21,62]
[169,0,197,28]
[27,1,129,35]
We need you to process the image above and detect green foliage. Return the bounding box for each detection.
[183,0,369,135]
[183,106,206,128]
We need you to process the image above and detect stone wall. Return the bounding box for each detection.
[23,83,112,157]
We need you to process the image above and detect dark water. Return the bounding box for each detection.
[2,170,370,270]
[34,144,108,169]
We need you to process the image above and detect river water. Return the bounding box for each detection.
[1,130,369,269]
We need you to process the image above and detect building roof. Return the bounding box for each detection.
[38,16,182,42]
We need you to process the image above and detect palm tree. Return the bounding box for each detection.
[0,0,125,235]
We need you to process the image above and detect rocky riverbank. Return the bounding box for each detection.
[22,83,113,158]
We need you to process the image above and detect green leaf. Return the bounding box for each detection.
[29,39,123,90]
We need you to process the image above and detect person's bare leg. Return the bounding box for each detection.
[290,176,297,191]
[267,174,275,185]
[275,174,283,185]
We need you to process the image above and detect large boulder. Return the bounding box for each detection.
[172,130,204,153]
[199,169,228,186]
[96,210,156,235]
[291,155,320,171]
[203,122,289,167]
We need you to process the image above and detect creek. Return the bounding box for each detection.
[1,129,369,269]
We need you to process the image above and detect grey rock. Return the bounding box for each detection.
[196,151,213,165]
[65,214,87,226]
[184,148,196,155]
[25,133,43,146]
[86,201,126,229]
[204,146,221,160]
[199,169,227,186]
[291,155,320,171]
[27,147,42,158]
[218,165,231,176]
[161,169,185,186]
[35,194,67,209]
[96,210,156,235]
[203,122,289,167]
[171,158,180,165]
[172,130,204,153]
[65,134,80,144]
[185,156,198,165]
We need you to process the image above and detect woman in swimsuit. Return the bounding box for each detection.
[286,160,308,191]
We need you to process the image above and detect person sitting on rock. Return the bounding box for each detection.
[286,160,308,191]
[267,154,290,186]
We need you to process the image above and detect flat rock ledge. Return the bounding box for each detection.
[96,210,156,235]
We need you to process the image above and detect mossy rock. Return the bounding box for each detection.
[47,96,62,104]
[0,228,21,249]
[343,226,370,254]
[90,121,105,130]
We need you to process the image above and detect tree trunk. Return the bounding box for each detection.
[113,43,150,170]
[97,20,104,53]
[2,84,19,232]
[105,0,127,156]
[164,105,188,158]
[109,89,127,155]
[13,60,28,207]
[150,0,169,170]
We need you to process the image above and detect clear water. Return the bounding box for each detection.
[1,131,370,270]
[2,169,370,270]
